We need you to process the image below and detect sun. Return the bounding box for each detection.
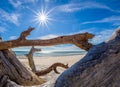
[39,14,47,22]
[34,8,53,27]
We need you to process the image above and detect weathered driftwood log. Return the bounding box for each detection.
[55,28,120,87]
[0,75,9,87]
[0,27,94,51]
[0,49,45,86]
[0,75,19,87]
[0,27,93,86]
[35,63,69,76]
[25,46,41,72]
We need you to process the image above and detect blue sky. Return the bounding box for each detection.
[0,0,120,52]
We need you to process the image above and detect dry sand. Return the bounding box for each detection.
[17,55,85,87]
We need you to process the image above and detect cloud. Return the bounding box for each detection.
[9,0,36,8]
[52,45,82,51]
[38,34,59,39]
[82,16,120,25]
[0,27,7,33]
[91,29,115,44]
[57,2,120,13]
[0,9,20,25]
[9,36,17,40]
[9,0,22,8]
[113,22,120,26]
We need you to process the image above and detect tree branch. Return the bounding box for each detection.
[35,63,69,76]
[18,27,34,40]
[0,27,94,51]
[25,46,41,72]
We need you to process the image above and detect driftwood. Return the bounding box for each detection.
[25,46,41,72]
[0,27,94,51]
[0,27,94,86]
[55,28,120,87]
[0,75,9,87]
[35,63,69,76]
[25,46,69,76]
[0,49,45,86]
[0,75,18,87]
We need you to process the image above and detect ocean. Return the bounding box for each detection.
[14,50,86,57]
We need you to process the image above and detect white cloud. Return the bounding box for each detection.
[73,28,96,34]
[91,29,115,44]
[9,36,18,40]
[52,45,82,51]
[38,34,59,39]
[9,0,36,8]
[82,16,120,25]
[113,22,120,26]
[0,27,7,33]
[0,9,20,25]
[10,13,20,25]
[57,2,120,13]
[9,0,22,8]
[12,47,31,51]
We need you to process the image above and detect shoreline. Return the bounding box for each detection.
[17,54,85,58]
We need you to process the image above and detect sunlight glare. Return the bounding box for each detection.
[39,14,47,22]
[34,8,53,28]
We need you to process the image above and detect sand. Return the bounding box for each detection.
[17,55,85,87]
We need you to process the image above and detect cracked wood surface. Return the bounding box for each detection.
[55,28,120,87]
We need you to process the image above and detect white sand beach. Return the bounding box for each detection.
[18,55,85,87]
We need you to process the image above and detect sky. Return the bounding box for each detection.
[0,0,120,52]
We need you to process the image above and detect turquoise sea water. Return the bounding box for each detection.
[14,51,86,57]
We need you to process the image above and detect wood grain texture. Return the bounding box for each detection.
[0,27,94,51]
[55,28,120,87]
[0,49,45,86]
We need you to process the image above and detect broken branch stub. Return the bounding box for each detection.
[18,27,34,40]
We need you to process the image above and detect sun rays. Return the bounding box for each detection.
[34,8,53,28]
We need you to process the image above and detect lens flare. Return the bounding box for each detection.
[34,8,53,28]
